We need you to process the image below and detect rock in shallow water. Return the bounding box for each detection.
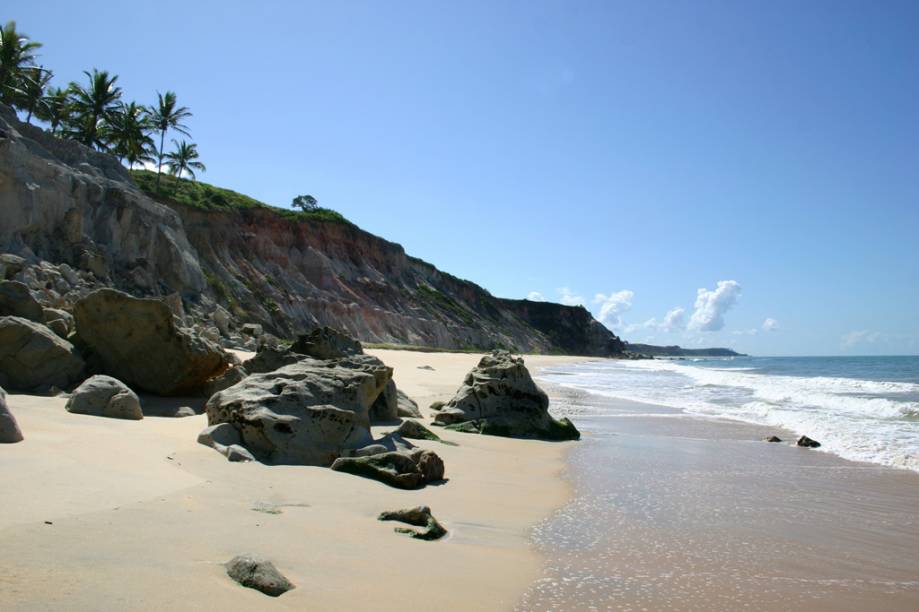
[797,435,821,448]
[66,375,143,420]
[765,435,783,443]
[225,555,294,597]
[433,350,580,441]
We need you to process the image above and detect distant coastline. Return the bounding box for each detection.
[625,343,746,357]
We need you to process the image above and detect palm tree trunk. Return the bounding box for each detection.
[155,128,166,192]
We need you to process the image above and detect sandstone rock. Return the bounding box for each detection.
[396,389,422,418]
[73,289,228,395]
[330,449,444,489]
[346,443,389,457]
[225,555,294,597]
[65,375,143,420]
[241,323,263,337]
[198,422,241,449]
[396,419,441,441]
[0,254,25,280]
[211,306,231,335]
[43,308,74,335]
[205,356,394,465]
[429,400,445,412]
[432,350,580,441]
[370,379,399,422]
[226,444,256,462]
[797,435,821,448]
[46,318,69,338]
[203,366,248,398]
[0,386,24,443]
[0,280,43,322]
[200,325,220,343]
[765,435,783,443]
[289,326,363,360]
[242,346,299,375]
[0,316,85,391]
[378,505,447,541]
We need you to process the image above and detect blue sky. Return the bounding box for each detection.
[9,0,919,355]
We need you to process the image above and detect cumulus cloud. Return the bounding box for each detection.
[557,287,585,307]
[632,307,686,333]
[526,291,546,301]
[688,280,741,332]
[762,318,779,332]
[593,290,634,330]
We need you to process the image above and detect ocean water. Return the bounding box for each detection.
[539,355,919,472]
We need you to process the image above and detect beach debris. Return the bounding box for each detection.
[378,505,447,541]
[65,375,143,420]
[764,435,783,443]
[225,555,294,597]
[0,386,24,443]
[432,350,580,441]
[417,365,435,371]
[797,435,821,448]
[0,316,85,391]
[73,288,229,396]
[331,449,445,489]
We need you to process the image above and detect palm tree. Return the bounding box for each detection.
[149,91,192,191]
[35,86,70,134]
[109,101,155,168]
[13,65,52,123]
[67,69,122,149]
[165,140,205,192]
[0,21,42,105]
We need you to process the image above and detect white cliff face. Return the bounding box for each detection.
[0,105,206,297]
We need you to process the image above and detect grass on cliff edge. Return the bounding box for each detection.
[130,169,351,225]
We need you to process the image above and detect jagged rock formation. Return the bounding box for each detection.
[0,104,624,355]
[433,350,580,441]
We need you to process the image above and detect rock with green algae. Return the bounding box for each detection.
[330,449,444,489]
[378,505,448,541]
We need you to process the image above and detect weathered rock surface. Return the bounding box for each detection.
[0,281,44,322]
[330,449,444,489]
[288,326,364,359]
[205,356,393,465]
[432,350,580,441]
[65,375,143,420]
[73,289,228,395]
[797,435,821,448]
[202,366,248,398]
[396,389,422,418]
[396,419,441,442]
[0,386,24,443]
[225,555,294,597]
[0,316,85,390]
[370,379,399,422]
[378,505,448,541]
[197,423,255,462]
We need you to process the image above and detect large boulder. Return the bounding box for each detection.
[432,350,580,441]
[65,375,143,420]
[396,389,422,418]
[205,355,393,465]
[289,326,363,360]
[0,386,24,443]
[369,379,399,422]
[73,289,229,395]
[0,316,85,391]
[0,280,44,322]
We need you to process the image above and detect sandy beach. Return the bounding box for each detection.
[0,350,588,611]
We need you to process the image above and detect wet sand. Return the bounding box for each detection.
[520,382,919,611]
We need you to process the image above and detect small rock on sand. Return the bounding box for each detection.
[225,555,294,597]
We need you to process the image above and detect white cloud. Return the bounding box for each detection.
[762,317,779,332]
[661,307,686,331]
[688,280,741,332]
[732,328,758,336]
[557,287,585,307]
[841,330,880,350]
[526,291,546,301]
[593,290,634,331]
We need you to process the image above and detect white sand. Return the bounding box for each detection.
[0,350,589,611]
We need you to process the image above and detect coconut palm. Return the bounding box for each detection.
[66,69,122,149]
[165,140,205,191]
[13,65,52,123]
[0,21,42,105]
[109,101,155,168]
[149,91,192,191]
[35,86,70,134]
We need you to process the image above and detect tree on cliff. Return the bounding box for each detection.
[149,91,192,192]
[109,101,155,169]
[12,65,52,123]
[165,139,206,191]
[0,21,42,106]
[35,86,70,134]
[66,69,122,149]
[292,194,319,211]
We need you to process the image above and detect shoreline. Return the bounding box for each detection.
[525,370,919,610]
[0,349,592,611]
